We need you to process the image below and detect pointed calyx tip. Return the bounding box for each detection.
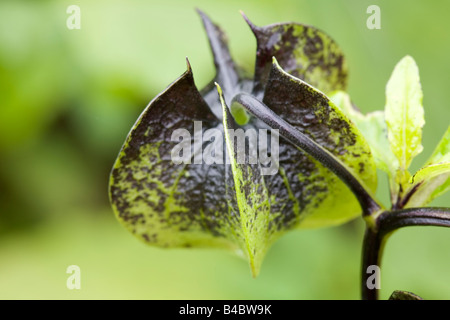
[272,56,280,67]
[185,57,192,72]
[196,7,210,23]
[214,82,222,94]
[249,257,261,278]
[240,11,258,32]
[195,7,204,16]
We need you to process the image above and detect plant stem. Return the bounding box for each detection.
[232,93,381,217]
[361,225,384,300]
[361,207,450,300]
[378,207,450,232]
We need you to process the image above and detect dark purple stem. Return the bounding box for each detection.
[361,207,450,300]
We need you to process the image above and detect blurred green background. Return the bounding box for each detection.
[1,0,449,299]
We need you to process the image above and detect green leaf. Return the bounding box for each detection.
[425,125,450,163]
[406,126,450,207]
[384,56,425,194]
[242,13,347,96]
[429,176,450,202]
[411,163,450,185]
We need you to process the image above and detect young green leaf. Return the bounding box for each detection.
[429,176,450,203]
[384,56,425,198]
[411,163,450,185]
[425,125,450,163]
[406,126,450,207]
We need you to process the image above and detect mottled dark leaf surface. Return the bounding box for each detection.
[262,60,377,227]
[219,85,272,275]
[243,14,347,96]
[110,64,237,249]
[109,11,377,274]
